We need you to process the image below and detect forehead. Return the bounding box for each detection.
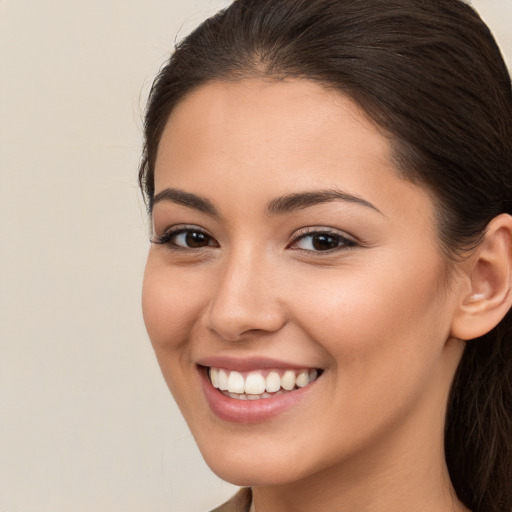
[154,78,434,228]
[157,79,390,183]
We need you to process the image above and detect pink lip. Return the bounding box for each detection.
[198,366,319,424]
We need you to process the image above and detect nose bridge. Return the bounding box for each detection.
[205,243,286,340]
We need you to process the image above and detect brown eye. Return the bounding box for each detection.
[182,231,211,248]
[152,227,218,249]
[310,234,340,251]
[169,230,215,248]
[290,230,357,252]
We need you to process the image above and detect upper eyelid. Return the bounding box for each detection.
[290,226,357,241]
[155,223,211,237]
[157,225,354,238]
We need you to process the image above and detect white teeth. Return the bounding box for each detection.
[265,371,281,393]
[281,370,296,391]
[209,367,321,398]
[244,372,266,395]
[227,371,245,394]
[210,368,219,388]
[296,370,310,388]
[218,369,228,391]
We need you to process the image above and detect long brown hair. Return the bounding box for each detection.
[139,1,512,510]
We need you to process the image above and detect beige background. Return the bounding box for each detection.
[0,1,510,511]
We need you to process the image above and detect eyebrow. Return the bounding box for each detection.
[267,189,382,215]
[151,187,382,217]
[152,188,219,216]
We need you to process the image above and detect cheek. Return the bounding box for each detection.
[281,259,453,456]
[141,256,206,356]
[141,257,209,415]
[289,253,450,374]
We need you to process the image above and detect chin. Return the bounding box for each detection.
[195,433,316,487]
[205,457,301,487]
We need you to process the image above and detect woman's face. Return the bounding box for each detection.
[142,79,466,486]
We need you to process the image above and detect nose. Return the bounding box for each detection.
[204,250,287,341]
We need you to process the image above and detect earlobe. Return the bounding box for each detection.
[450,214,512,341]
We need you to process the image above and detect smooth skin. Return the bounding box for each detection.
[142,79,512,512]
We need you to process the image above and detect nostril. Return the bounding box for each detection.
[203,263,288,340]
[205,304,287,341]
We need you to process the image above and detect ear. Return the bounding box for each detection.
[450,214,512,341]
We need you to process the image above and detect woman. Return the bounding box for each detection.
[139,0,512,511]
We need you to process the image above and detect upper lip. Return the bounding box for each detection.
[196,355,321,373]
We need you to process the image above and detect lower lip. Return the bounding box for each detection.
[199,368,318,424]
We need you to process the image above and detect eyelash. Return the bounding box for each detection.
[288,228,358,253]
[151,226,358,253]
[151,226,217,251]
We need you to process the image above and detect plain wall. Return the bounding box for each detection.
[0,1,510,511]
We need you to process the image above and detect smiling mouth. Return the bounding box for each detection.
[207,367,322,400]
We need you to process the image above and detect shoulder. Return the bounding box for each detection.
[210,488,252,512]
